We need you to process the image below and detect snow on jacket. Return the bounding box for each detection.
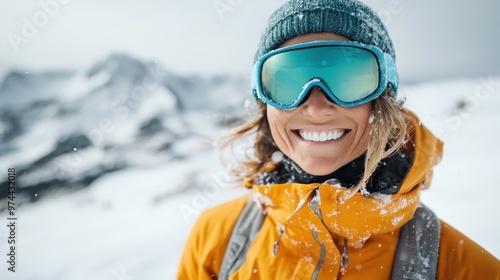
[177,112,500,279]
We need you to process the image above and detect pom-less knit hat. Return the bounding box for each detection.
[254,0,395,62]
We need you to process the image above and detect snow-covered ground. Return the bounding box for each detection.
[0,74,499,279]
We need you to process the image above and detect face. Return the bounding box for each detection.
[266,33,373,176]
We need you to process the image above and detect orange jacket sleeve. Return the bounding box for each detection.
[437,220,500,279]
[177,196,249,280]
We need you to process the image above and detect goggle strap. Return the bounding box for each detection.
[384,52,399,94]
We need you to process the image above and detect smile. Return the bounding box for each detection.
[298,129,347,142]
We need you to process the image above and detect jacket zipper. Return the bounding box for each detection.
[340,238,349,275]
[309,189,327,279]
[272,224,284,256]
[309,188,350,278]
[311,230,326,280]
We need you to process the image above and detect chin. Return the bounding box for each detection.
[299,159,343,176]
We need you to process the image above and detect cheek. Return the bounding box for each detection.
[350,103,373,141]
[266,106,292,144]
[267,105,291,127]
[353,102,373,126]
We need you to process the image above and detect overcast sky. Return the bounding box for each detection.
[1,0,499,83]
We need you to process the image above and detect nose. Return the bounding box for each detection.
[301,86,337,117]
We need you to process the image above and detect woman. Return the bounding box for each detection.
[178,0,500,279]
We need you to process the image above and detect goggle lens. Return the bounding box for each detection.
[261,46,379,106]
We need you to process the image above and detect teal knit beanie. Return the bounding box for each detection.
[255,0,395,61]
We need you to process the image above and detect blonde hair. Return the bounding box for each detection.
[220,91,411,196]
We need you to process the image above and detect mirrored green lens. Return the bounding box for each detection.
[261,46,379,106]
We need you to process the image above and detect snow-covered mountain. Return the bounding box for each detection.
[0,53,249,209]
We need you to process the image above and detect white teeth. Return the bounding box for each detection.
[319,132,327,141]
[299,130,346,142]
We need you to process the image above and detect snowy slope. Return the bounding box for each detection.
[0,56,498,279]
[0,53,247,207]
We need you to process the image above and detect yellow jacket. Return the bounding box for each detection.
[178,114,500,279]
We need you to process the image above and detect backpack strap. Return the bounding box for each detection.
[218,197,265,280]
[391,203,440,280]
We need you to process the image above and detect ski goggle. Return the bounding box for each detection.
[251,41,398,109]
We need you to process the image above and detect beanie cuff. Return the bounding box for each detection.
[255,1,395,62]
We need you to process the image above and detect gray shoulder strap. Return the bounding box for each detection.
[218,198,265,280]
[391,203,440,280]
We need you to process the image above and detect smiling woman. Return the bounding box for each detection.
[177,0,500,279]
